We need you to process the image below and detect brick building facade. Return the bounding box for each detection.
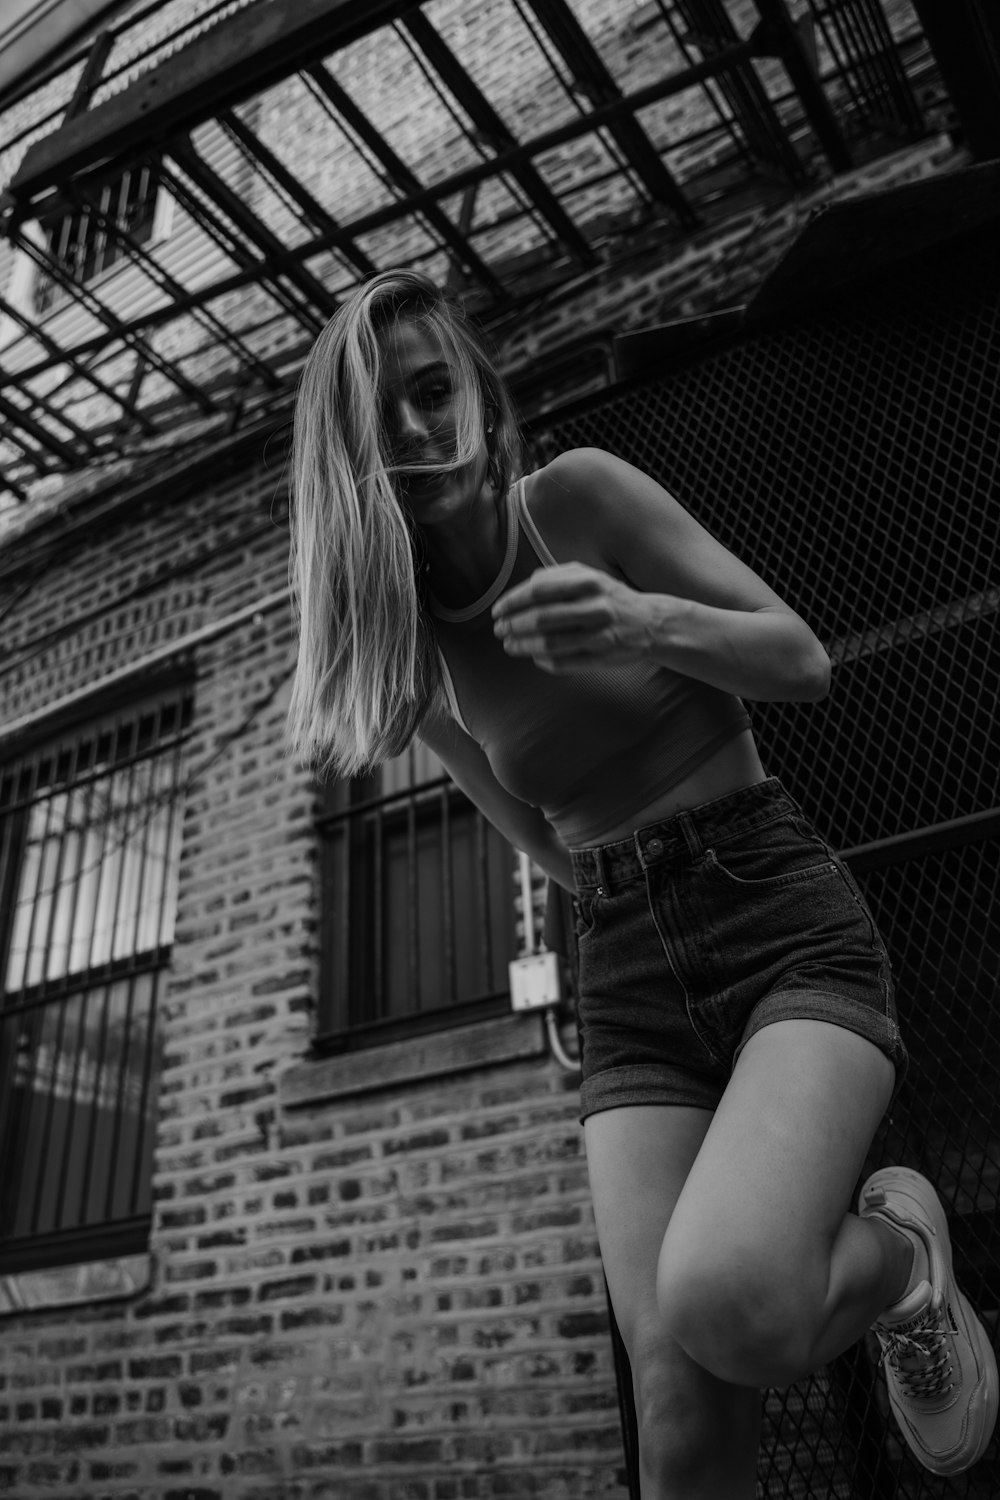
[1,1,994,1496]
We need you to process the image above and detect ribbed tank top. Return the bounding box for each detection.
[430,477,751,848]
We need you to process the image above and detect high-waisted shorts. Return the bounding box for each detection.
[570,777,907,1122]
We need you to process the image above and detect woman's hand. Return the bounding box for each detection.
[491,452,830,700]
[492,554,830,701]
[492,562,670,673]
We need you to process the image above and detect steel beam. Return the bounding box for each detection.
[527,0,698,226]
[303,63,508,296]
[0,259,266,389]
[9,226,216,415]
[1,423,61,473]
[166,136,335,326]
[402,11,602,260]
[842,807,1000,875]
[909,0,1000,159]
[64,30,116,121]
[0,391,87,467]
[671,0,808,181]
[0,471,31,503]
[67,170,290,389]
[750,0,853,172]
[8,0,420,203]
[0,289,155,431]
[218,109,378,278]
[155,160,331,338]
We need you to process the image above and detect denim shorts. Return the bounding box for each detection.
[570,778,907,1122]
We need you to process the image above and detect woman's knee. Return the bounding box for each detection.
[631,1333,760,1492]
[656,1238,819,1388]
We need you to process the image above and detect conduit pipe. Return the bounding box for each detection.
[518,849,580,1077]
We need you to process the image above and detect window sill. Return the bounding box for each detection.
[280,1010,548,1110]
[0,1252,152,1317]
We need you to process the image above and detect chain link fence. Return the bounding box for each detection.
[537,223,1000,1497]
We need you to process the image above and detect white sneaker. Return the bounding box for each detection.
[859,1166,998,1475]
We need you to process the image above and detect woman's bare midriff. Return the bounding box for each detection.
[581,727,768,846]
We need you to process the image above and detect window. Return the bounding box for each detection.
[317,742,518,1047]
[0,685,191,1272]
[33,161,163,315]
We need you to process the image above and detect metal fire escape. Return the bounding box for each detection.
[0,0,995,510]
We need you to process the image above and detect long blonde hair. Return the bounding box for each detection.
[287,271,521,776]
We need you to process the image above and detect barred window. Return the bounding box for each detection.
[0,685,191,1273]
[317,742,517,1048]
[34,162,162,316]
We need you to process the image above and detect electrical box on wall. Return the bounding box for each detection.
[508,950,562,1011]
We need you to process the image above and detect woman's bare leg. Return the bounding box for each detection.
[584,1105,761,1500]
[656,1019,905,1388]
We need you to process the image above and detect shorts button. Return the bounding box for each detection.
[646,837,664,856]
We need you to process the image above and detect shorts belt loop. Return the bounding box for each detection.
[677,811,702,860]
[593,848,611,895]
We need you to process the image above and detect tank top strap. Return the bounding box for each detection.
[512,475,561,567]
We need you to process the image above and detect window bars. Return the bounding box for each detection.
[0,685,191,1272]
[316,740,517,1048]
[33,162,162,315]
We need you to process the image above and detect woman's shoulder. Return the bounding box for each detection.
[527,445,621,495]
[517,450,627,570]
[523,446,623,525]
[521,448,644,562]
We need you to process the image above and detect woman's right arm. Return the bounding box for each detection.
[419,707,575,892]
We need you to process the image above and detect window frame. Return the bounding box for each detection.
[315,754,519,1054]
[30,157,170,319]
[0,674,192,1275]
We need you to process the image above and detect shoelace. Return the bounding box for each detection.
[878,1303,956,1400]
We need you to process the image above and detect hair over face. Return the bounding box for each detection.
[286,270,521,776]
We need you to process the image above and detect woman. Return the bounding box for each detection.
[287,270,996,1497]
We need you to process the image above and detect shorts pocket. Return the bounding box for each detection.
[573,889,603,943]
[702,814,840,889]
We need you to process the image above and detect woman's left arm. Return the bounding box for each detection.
[492,448,831,703]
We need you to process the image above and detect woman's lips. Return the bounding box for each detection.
[405,468,447,493]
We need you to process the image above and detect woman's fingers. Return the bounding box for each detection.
[492,562,656,669]
[495,598,611,640]
[493,564,620,652]
[492,562,605,620]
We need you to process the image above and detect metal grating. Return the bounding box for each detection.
[542,234,1000,848]
[0,0,938,508]
[538,231,1000,1495]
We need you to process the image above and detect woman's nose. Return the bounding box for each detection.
[393,398,428,441]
